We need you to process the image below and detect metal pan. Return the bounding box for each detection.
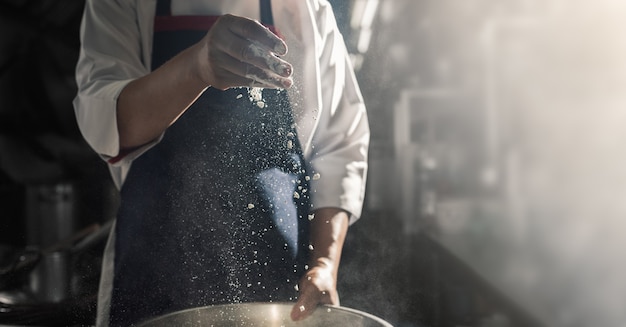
[137,302,393,327]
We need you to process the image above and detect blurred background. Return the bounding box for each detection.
[2,0,626,326]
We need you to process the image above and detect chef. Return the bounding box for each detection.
[73,0,369,326]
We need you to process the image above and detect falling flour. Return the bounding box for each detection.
[247,87,266,108]
[304,173,321,182]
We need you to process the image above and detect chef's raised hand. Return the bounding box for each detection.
[194,14,293,90]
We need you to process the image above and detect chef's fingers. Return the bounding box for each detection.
[212,53,292,89]
[291,282,321,321]
[220,14,287,55]
[214,29,293,78]
[290,275,339,321]
[242,61,293,88]
[198,14,292,89]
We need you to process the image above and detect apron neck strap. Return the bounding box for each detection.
[155,0,171,16]
[260,0,274,26]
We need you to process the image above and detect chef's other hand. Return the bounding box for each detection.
[194,14,293,90]
[290,261,340,321]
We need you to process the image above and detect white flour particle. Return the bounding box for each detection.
[249,87,263,101]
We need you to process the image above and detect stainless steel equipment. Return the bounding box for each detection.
[138,302,393,327]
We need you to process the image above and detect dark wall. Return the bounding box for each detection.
[0,1,113,247]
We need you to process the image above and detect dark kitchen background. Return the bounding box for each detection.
[2,0,626,326]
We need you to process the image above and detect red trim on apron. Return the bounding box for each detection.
[108,148,134,164]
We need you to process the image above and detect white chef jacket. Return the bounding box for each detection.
[73,1,369,325]
[74,0,369,221]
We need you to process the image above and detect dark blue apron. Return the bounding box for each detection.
[109,1,310,325]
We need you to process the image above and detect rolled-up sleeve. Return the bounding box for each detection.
[73,0,149,160]
[306,1,370,223]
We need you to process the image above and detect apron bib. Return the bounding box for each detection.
[109,1,310,325]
